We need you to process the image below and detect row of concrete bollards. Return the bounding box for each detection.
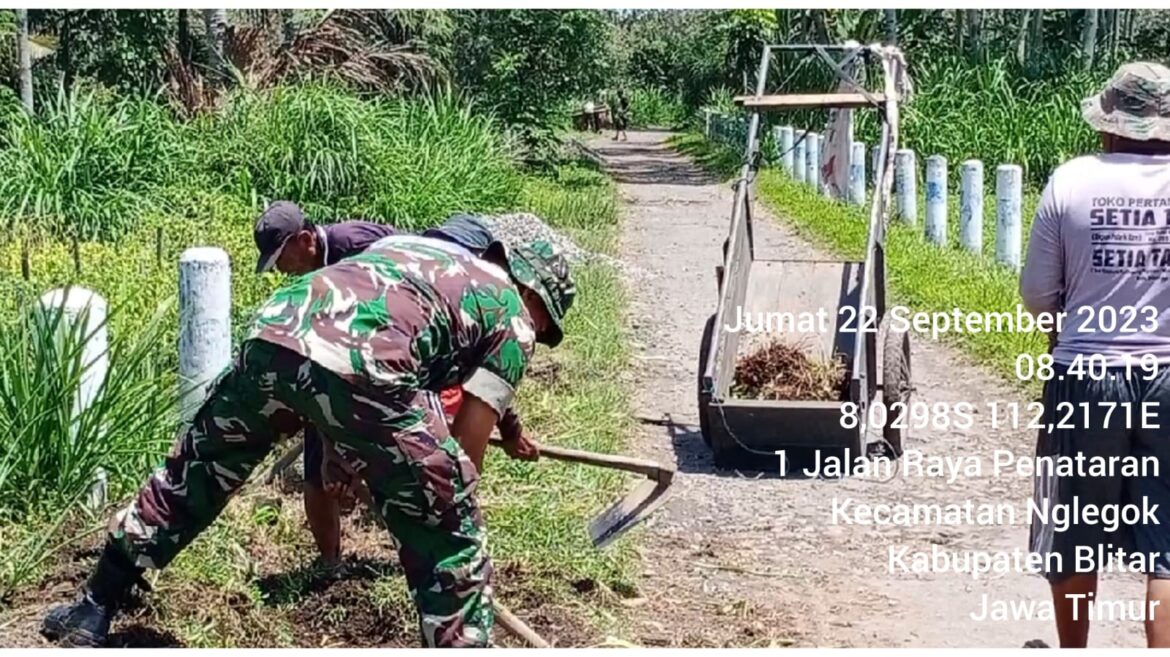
[704,112,1025,271]
[36,247,232,509]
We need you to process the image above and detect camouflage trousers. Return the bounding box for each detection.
[108,339,493,647]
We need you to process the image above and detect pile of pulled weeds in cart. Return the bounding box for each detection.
[732,339,847,401]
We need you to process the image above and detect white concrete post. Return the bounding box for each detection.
[996,165,1023,270]
[925,155,948,246]
[36,286,109,509]
[959,160,984,254]
[895,149,918,224]
[704,110,711,138]
[179,247,232,421]
[778,126,794,175]
[793,132,807,184]
[805,132,820,190]
[849,141,866,206]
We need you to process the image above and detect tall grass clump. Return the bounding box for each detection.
[0,296,177,522]
[201,85,376,218]
[0,90,191,240]
[366,93,522,226]
[201,85,522,226]
[853,56,1102,186]
[628,87,688,129]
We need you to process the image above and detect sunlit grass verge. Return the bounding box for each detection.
[670,132,1047,392]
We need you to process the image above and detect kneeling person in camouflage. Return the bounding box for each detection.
[41,236,575,648]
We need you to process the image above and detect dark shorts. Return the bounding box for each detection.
[1029,363,1170,582]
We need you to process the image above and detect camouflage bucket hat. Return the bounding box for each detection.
[507,240,575,348]
[1081,62,1170,141]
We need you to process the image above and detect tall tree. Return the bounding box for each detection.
[1108,9,1120,67]
[955,9,965,53]
[1026,9,1044,77]
[33,10,172,94]
[883,9,898,45]
[1014,9,1030,67]
[15,8,31,112]
[177,9,192,68]
[454,10,613,155]
[1082,9,1099,71]
[965,9,983,62]
[718,10,777,92]
[203,8,227,78]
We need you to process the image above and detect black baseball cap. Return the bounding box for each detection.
[254,201,306,273]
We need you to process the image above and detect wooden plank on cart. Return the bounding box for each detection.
[734,92,889,110]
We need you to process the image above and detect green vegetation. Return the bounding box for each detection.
[0,86,522,241]
[862,56,1101,186]
[5,5,1164,646]
[454,10,613,156]
[627,87,687,129]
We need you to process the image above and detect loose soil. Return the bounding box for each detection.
[594,131,1147,648]
[0,492,600,648]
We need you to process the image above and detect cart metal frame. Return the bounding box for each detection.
[697,43,912,471]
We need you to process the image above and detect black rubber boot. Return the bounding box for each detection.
[41,543,148,647]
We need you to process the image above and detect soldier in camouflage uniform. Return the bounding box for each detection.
[41,235,575,648]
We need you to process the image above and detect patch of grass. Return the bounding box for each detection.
[0,90,192,240]
[628,87,688,129]
[521,158,618,255]
[672,132,1047,390]
[0,86,524,242]
[0,296,177,531]
[483,260,634,593]
[670,132,742,179]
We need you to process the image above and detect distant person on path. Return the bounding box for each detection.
[583,98,597,132]
[613,89,629,141]
[1021,61,1170,649]
[252,201,535,566]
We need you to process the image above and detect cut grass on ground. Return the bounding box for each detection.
[670,132,1046,394]
[0,162,637,647]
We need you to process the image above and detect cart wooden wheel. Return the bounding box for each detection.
[881,325,912,457]
[697,313,716,447]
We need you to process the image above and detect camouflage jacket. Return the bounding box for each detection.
[247,235,535,412]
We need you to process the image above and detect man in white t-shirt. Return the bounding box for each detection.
[1021,61,1170,648]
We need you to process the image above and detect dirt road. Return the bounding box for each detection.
[593,131,1147,648]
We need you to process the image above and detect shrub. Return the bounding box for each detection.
[0,296,177,521]
[199,85,522,225]
[199,85,376,218]
[628,87,687,129]
[0,89,191,240]
[364,93,522,225]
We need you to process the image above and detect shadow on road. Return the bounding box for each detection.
[635,415,824,481]
[589,139,719,187]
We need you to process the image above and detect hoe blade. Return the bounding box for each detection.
[588,476,673,549]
